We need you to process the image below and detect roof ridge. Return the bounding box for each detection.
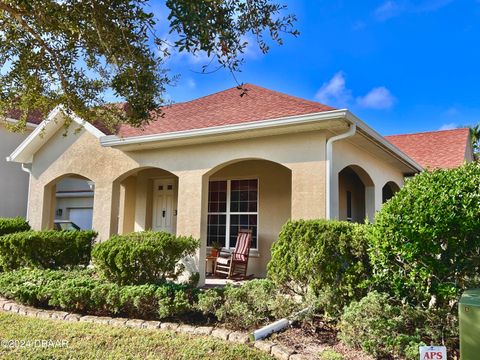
[385,127,469,138]
[161,83,334,110]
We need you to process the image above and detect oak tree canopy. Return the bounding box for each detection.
[0,0,298,131]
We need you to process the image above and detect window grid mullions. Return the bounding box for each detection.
[208,179,259,250]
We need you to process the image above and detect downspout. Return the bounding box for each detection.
[21,163,32,221]
[325,121,357,220]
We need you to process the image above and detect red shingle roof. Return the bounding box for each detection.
[6,108,44,125]
[385,128,471,169]
[117,84,335,137]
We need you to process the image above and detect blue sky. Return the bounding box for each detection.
[156,0,480,136]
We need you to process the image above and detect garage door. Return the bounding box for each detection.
[69,208,93,230]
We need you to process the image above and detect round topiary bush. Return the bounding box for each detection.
[369,163,480,308]
[92,231,199,285]
[267,219,371,315]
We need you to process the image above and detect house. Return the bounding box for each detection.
[1,114,94,225]
[5,84,471,285]
[0,115,39,218]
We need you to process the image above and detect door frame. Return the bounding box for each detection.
[151,177,178,234]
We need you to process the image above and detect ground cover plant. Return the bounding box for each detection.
[0,268,197,320]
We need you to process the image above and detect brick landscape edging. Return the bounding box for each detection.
[0,296,305,360]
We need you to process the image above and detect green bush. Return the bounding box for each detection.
[0,268,198,319]
[338,292,424,360]
[0,217,30,236]
[267,219,371,315]
[92,231,199,285]
[0,230,96,271]
[369,163,480,309]
[196,279,298,330]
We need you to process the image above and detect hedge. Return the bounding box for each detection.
[0,268,198,319]
[369,163,480,309]
[92,231,199,285]
[0,217,30,236]
[267,219,371,315]
[0,230,97,271]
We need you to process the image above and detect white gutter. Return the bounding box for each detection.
[21,163,32,221]
[326,122,357,220]
[100,109,348,147]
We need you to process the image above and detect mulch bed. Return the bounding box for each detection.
[273,324,374,360]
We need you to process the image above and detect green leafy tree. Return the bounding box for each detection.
[470,124,480,161]
[0,0,298,131]
[369,163,480,309]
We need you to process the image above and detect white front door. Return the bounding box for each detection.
[152,179,176,233]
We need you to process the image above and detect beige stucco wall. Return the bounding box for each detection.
[27,126,328,284]
[0,124,33,218]
[332,139,405,221]
[209,160,291,278]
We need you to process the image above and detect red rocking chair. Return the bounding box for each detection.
[214,229,252,279]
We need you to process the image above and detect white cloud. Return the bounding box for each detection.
[357,87,396,109]
[439,123,458,130]
[186,78,196,89]
[315,72,352,107]
[374,1,404,21]
[374,0,453,21]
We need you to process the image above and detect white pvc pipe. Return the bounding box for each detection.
[21,163,32,221]
[325,122,357,219]
[250,307,312,341]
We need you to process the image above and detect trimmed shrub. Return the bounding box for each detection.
[196,279,298,330]
[92,231,199,285]
[369,163,480,309]
[0,268,198,319]
[267,219,371,315]
[0,230,96,271]
[338,291,424,360]
[0,217,30,236]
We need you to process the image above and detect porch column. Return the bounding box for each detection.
[38,182,56,230]
[288,161,326,220]
[366,184,376,222]
[118,176,136,234]
[175,170,208,287]
[92,180,120,242]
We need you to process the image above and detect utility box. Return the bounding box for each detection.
[459,289,480,360]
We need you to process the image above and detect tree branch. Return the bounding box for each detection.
[0,2,70,96]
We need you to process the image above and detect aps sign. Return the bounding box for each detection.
[419,346,447,360]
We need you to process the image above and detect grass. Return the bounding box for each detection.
[0,312,272,360]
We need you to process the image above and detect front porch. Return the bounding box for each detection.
[112,159,293,283]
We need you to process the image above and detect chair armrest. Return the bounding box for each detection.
[218,250,231,257]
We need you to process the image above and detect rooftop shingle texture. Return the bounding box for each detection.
[385,128,470,169]
[116,84,335,137]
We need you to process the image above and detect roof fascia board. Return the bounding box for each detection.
[7,105,105,163]
[2,117,38,130]
[100,109,349,147]
[345,111,423,172]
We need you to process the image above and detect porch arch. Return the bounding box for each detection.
[338,164,375,223]
[113,167,179,235]
[203,158,292,278]
[41,173,95,230]
[382,181,400,203]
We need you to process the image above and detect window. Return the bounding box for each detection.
[346,190,352,221]
[207,179,258,249]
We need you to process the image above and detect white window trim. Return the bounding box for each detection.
[207,178,259,251]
